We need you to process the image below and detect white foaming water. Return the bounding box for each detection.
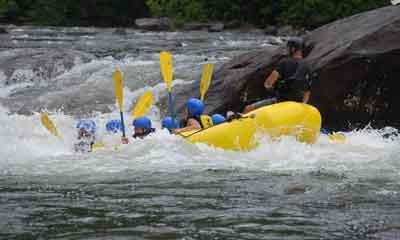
[1,100,399,181]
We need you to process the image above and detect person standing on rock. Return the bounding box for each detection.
[243,37,313,113]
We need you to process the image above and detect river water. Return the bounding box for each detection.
[0,26,399,240]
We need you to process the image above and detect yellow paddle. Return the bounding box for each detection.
[328,132,346,143]
[40,112,61,138]
[200,63,214,101]
[321,128,346,143]
[160,51,173,92]
[131,91,154,120]
[160,51,175,118]
[113,69,126,137]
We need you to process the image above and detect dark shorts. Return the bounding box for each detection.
[248,97,278,109]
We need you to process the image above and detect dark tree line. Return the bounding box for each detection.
[0,0,149,26]
[0,0,389,28]
[146,0,388,28]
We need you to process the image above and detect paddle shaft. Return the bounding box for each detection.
[168,92,175,119]
[120,111,126,137]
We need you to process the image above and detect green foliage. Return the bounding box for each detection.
[0,0,389,28]
[279,0,388,28]
[147,0,388,28]
[146,0,207,26]
[26,0,67,25]
[0,0,149,26]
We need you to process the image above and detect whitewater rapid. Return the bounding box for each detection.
[0,26,398,180]
[1,101,398,182]
[1,26,400,240]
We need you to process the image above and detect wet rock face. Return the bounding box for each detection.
[171,5,400,130]
[305,5,400,129]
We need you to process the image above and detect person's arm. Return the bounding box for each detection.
[173,118,202,134]
[264,70,280,89]
[302,65,313,104]
[302,90,311,103]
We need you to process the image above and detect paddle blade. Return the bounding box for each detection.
[328,133,346,144]
[160,51,173,91]
[131,91,154,119]
[200,63,214,101]
[113,70,124,111]
[40,112,60,138]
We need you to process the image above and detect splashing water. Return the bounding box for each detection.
[1,104,399,180]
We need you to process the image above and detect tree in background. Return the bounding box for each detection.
[0,0,149,26]
[279,0,388,28]
[0,0,390,28]
[146,0,388,29]
[204,0,283,26]
[146,0,207,26]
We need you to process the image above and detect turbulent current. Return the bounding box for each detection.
[0,26,399,240]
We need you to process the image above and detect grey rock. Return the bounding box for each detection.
[277,25,296,36]
[183,22,211,31]
[208,23,225,32]
[264,25,278,36]
[285,185,307,194]
[113,28,127,35]
[166,5,400,130]
[225,20,241,29]
[135,17,173,31]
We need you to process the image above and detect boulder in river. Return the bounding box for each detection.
[167,5,400,130]
[285,185,308,194]
[276,25,296,36]
[182,22,211,31]
[225,20,241,29]
[135,18,173,31]
[275,25,307,37]
[113,28,127,35]
[0,27,7,34]
[264,25,279,36]
[208,23,225,33]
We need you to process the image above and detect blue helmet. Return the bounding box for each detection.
[212,114,226,125]
[133,116,152,130]
[76,120,96,134]
[106,120,123,133]
[162,117,179,130]
[187,98,205,117]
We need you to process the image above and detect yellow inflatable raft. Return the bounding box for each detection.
[180,101,322,151]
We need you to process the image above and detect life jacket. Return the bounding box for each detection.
[74,135,95,152]
[276,59,311,102]
[276,60,301,94]
[182,115,213,129]
[200,115,213,128]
